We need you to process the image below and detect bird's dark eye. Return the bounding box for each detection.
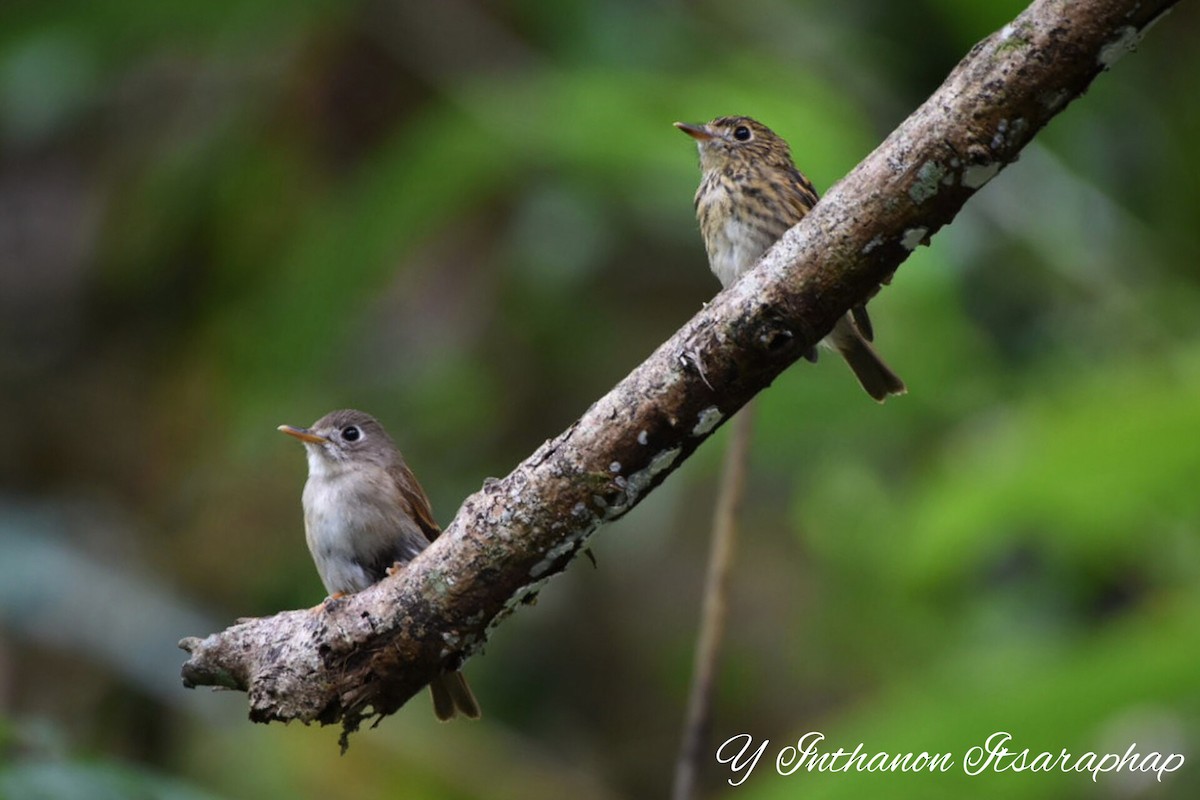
[341,425,361,442]
[733,125,751,141]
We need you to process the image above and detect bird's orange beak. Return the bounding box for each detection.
[278,424,327,444]
[674,121,714,141]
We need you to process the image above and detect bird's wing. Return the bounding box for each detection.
[391,461,443,544]
[785,167,821,217]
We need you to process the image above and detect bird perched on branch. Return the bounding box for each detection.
[676,115,905,401]
[279,408,480,721]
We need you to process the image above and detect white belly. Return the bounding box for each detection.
[697,189,775,288]
[708,215,772,288]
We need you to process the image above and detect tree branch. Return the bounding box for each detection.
[179,0,1179,746]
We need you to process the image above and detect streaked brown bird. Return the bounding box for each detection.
[279,409,480,721]
[676,115,905,401]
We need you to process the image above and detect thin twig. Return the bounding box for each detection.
[673,401,756,800]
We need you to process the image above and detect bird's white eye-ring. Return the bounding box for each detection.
[733,125,751,141]
[341,425,361,442]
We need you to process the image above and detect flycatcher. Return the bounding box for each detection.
[676,115,905,401]
[279,408,480,721]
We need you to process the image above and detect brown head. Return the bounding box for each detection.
[278,408,403,476]
[674,115,796,175]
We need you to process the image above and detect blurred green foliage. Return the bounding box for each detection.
[1,1,1197,798]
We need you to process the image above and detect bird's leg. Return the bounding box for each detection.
[311,591,348,613]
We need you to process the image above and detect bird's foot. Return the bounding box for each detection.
[312,592,348,613]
